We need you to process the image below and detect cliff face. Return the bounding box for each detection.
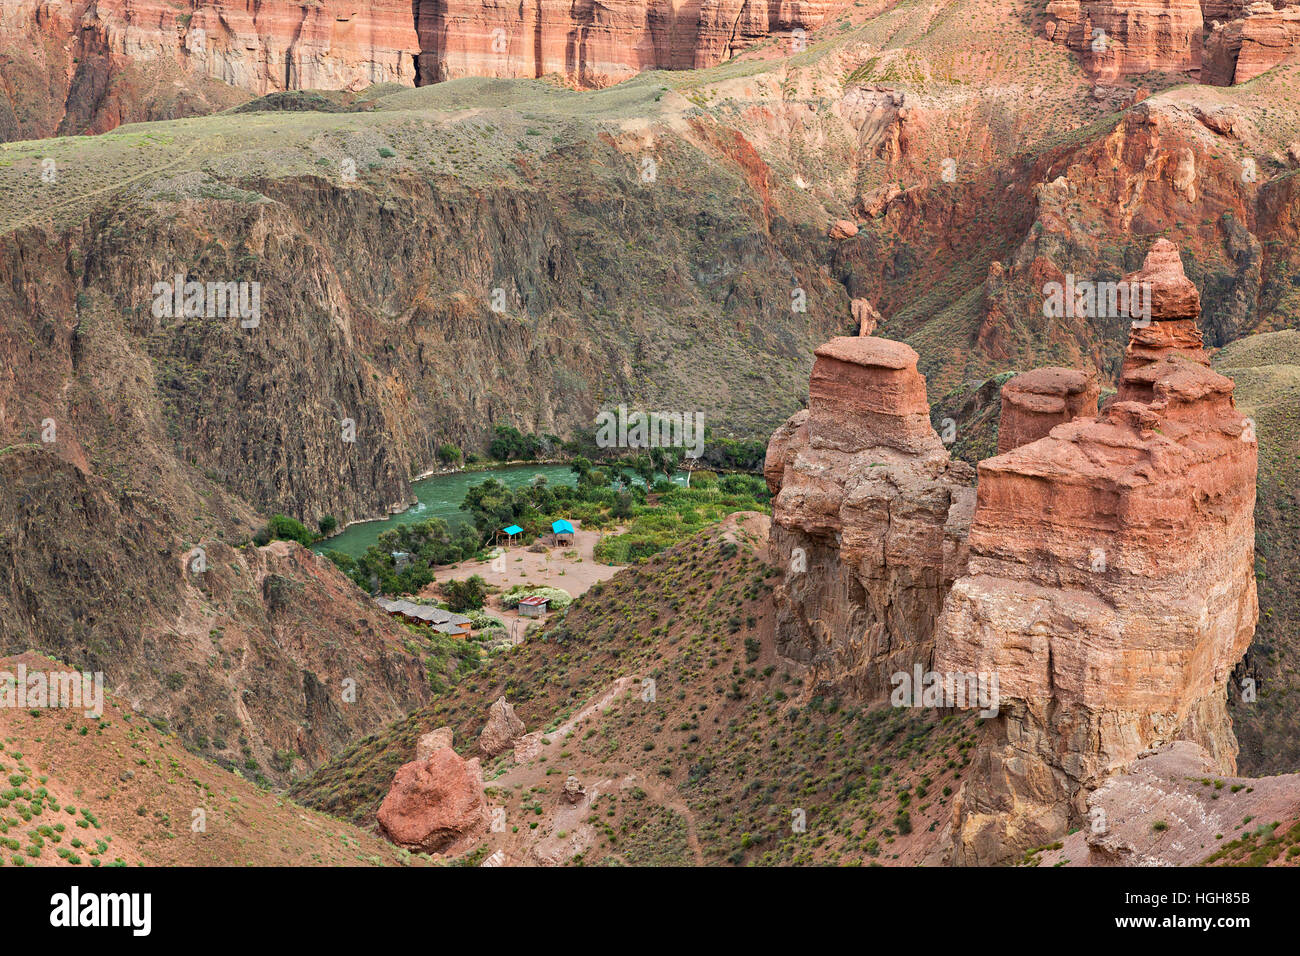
[415,0,834,88]
[1043,0,1300,84]
[765,337,976,701]
[0,446,431,787]
[0,0,836,138]
[1203,2,1300,85]
[1044,0,1206,80]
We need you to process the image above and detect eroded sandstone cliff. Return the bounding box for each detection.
[766,242,1259,865]
[765,336,976,701]
[0,0,838,138]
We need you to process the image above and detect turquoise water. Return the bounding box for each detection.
[314,463,687,558]
[314,464,579,558]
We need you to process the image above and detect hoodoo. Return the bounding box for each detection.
[936,242,1258,864]
[996,367,1099,454]
[765,337,976,702]
[765,242,1259,865]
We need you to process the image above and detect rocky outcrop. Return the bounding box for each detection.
[1044,0,1205,80]
[996,367,1099,454]
[851,298,882,336]
[1116,238,1212,401]
[477,696,526,758]
[377,746,488,853]
[1037,741,1300,866]
[936,244,1257,865]
[766,337,976,701]
[1204,2,1300,85]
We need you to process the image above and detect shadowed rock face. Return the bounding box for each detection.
[766,337,976,702]
[996,367,1099,454]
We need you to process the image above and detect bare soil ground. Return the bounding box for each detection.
[421,525,625,635]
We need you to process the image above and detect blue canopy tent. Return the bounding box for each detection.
[551,519,575,544]
[500,524,523,545]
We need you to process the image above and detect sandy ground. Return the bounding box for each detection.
[420,525,625,637]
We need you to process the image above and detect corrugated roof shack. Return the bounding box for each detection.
[375,598,472,636]
[518,595,549,618]
[551,519,574,546]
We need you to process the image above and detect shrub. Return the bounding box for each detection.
[443,575,488,612]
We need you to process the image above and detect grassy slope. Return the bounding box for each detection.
[292,515,979,865]
[0,653,421,867]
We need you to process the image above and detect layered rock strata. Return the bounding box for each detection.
[1116,238,1212,402]
[996,367,1099,454]
[766,242,1257,865]
[416,0,836,88]
[936,242,1257,865]
[1044,0,1205,80]
[765,337,976,701]
[1204,1,1300,85]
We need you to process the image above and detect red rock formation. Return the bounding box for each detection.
[996,367,1099,454]
[766,337,975,700]
[1044,0,1205,80]
[477,696,526,758]
[851,297,882,336]
[377,745,488,853]
[1117,238,1211,402]
[415,0,835,87]
[88,0,421,93]
[0,0,836,137]
[1203,1,1300,85]
[828,219,859,240]
[935,243,1257,862]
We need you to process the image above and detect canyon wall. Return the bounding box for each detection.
[416,0,836,88]
[1044,0,1205,79]
[1203,1,1300,85]
[1043,0,1300,83]
[0,0,837,139]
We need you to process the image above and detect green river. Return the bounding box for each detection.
[313,463,685,559]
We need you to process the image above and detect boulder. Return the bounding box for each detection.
[828,219,859,240]
[477,696,526,758]
[415,727,454,761]
[376,747,487,854]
